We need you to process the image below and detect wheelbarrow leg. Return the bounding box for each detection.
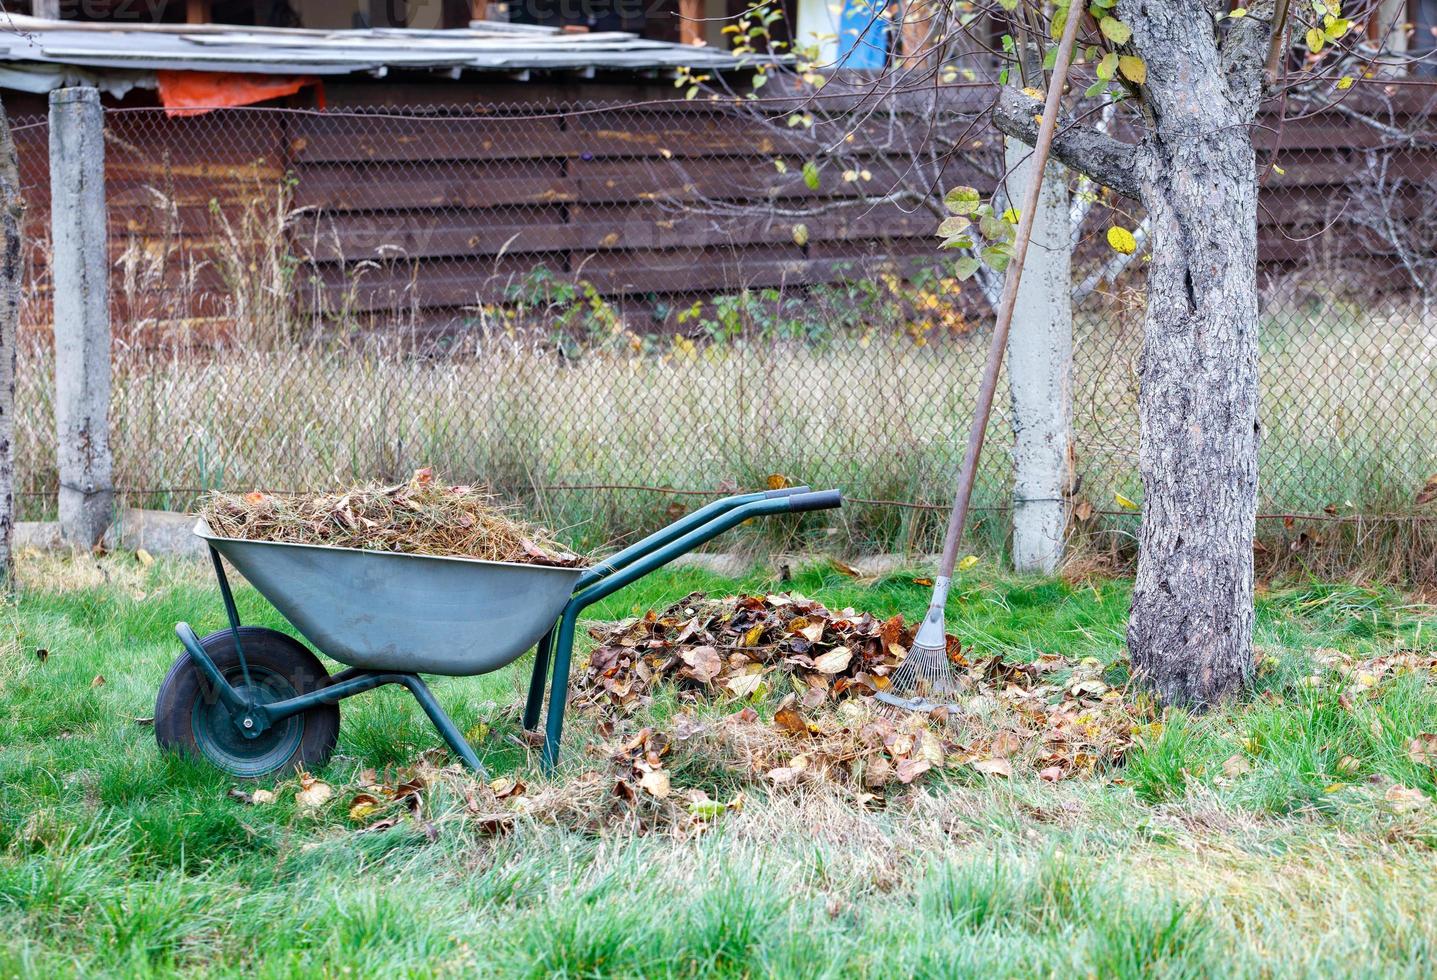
[394,674,487,777]
[541,613,579,773]
[522,629,555,731]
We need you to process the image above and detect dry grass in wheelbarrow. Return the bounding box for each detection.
[200,467,583,566]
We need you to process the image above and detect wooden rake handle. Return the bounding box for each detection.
[936,7,1085,578]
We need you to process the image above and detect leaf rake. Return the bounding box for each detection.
[875,10,1083,717]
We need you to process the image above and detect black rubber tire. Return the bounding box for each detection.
[155,627,340,778]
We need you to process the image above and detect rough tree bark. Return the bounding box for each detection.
[0,97,18,589]
[996,2,1271,706]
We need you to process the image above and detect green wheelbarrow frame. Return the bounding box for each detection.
[171,486,842,776]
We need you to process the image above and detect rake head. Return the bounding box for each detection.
[874,577,962,717]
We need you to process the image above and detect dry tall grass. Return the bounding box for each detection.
[13,295,1436,578]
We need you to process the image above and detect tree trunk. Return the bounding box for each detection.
[0,97,21,589]
[1122,1,1262,706]
[1004,138,1073,574]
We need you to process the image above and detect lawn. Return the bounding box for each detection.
[2,551,1437,977]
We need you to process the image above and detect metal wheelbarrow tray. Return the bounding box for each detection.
[155,486,842,778]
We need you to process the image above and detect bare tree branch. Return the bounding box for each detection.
[992,88,1142,199]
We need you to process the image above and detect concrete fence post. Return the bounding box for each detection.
[1003,135,1073,574]
[49,86,113,549]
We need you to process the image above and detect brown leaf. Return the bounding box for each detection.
[489,776,526,799]
[1416,475,1437,507]
[863,755,893,788]
[296,777,333,809]
[638,768,671,799]
[989,732,1022,758]
[973,758,1013,778]
[1385,784,1430,813]
[679,645,722,684]
[773,694,810,737]
[1409,733,1437,766]
[1038,766,1064,782]
[895,757,933,784]
[1222,754,1252,778]
[348,792,383,822]
[90,674,105,688]
[813,646,852,675]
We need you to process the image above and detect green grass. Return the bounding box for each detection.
[2,552,1437,977]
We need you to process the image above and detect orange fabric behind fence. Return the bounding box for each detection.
[156,70,324,116]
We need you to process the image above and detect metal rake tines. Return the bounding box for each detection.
[888,640,960,697]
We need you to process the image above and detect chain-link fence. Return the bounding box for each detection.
[11,91,1437,576]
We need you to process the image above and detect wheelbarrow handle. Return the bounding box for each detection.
[786,489,843,513]
[574,486,809,590]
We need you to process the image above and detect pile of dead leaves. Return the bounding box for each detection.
[574,591,957,712]
[575,591,1150,786]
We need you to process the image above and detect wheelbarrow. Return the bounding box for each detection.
[155,486,843,778]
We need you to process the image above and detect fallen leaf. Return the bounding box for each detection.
[813,646,852,674]
[1039,766,1064,782]
[895,757,933,783]
[1409,733,1437,766]
[296,777,333,809]
[1222,754,1251,778]
[1416,475,1437,507]
[639,769,671,798]
[90,674,105,688]
[1385,784,1430,813]
[135,548,154,567]
[726,671,766,698]
[348,793,383,822]
[973,758,1013,778]
[489,775,525,799]
[679,645,722,683]
[773,694,810,736]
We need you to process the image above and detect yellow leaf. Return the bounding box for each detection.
[1107,226,1137,255]
[957,555,979,571]
[1099,16,1131,44]
[766,473,790,490]
[1229,6,1247,16]
[1114,492,1140,511]
[1336,76,1354,90]
[135,548,154,567]
[1118,55,1146,84]
[742,624,765,647]
[791,223,809,246]
[1306,27,1325,53]
[1272,164,1287,175]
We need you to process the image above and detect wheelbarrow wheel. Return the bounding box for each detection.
[155,627,340,778]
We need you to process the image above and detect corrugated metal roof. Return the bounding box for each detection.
[0,15,751,79]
